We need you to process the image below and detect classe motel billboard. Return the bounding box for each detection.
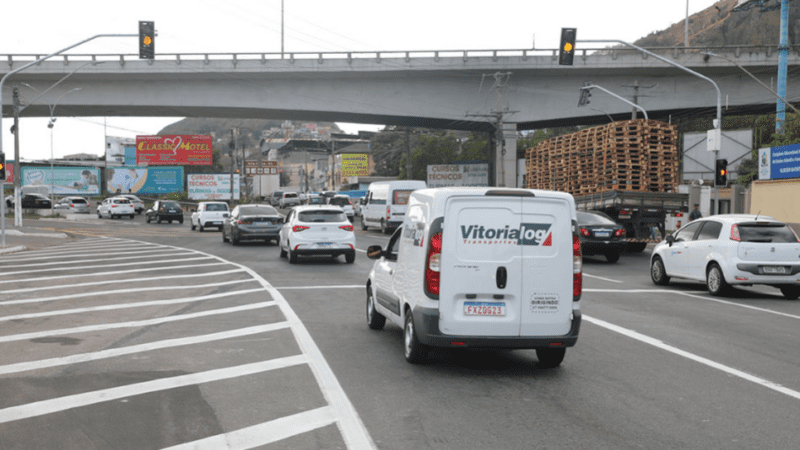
[136,135,213,165]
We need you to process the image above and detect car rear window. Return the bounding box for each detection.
[240,206,277,216]
[284,193,298,198]
[113,199,130,204]
[206,203,228,211]
[163,201,181,208]
[329,197,350,206]
[393,190,412,205]
[71,198,87,204]
[738,223,799,243]
[308,197,325,204]
[298,210,347,223]
[577,211,616,225]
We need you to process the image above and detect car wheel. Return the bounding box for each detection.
[605,252,620,263]
[168,220,173,224]
[650,257,670,286]
[231,232,239,246]
[157,217,162,224]
[199,223,204,232]
[780,285,800,300]
[404,310,428,364]
[345,251,356,264]
[536,348,566,368]
[137,210,142,215]
[706,263,730,296]
[366,286,386,330]
[279,241,287,258]
[191,221,196,231]
[222,229,229,243]
[361,216,368,231]
[98,211,102,219]
[178,218,183,224]
[288,247,298,264]
[129,215,135,219]
[146,215,151,223]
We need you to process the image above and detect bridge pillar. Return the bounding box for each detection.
[496,123,518,187]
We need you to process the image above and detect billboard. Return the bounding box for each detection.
[21,167,101,195]
[759,143,800,181]
[187,174,240,200]
[106,167,184,194]
[427,163,490,188]
[341,153,369,176]
[136,135,213,166]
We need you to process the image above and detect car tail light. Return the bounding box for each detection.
[292,225,309,232]
[730,224,741,241]
[573,234,582,301]
[425,232,443,295]
[70,204,74,207]
[159,208,164,212]
[339,224,353,231]
[675,213,683,217]
[579,228,590,237]
[614,228,625,237]
[112,205,117,208]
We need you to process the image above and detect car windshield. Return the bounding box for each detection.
[162,202,181,208]
[738,223,799,243]
[240,206,277,216]
[329,197,350,206]
[298,210,347,223]
[577,211,617,225]
[205,203,228,211]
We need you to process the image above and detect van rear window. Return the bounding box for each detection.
[738,223,799,243]
[206,203,228,211]
[393,190,413,205]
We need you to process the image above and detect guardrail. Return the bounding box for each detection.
[4,45,799,67]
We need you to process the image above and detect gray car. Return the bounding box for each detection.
[54,196,91,214]
[222,204,283,245]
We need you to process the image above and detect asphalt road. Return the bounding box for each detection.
[1,212,799,449]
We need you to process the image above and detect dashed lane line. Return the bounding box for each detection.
[0,262,230,285]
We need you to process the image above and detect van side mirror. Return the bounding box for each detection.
[367,245,383,260]
[665,235,674,246]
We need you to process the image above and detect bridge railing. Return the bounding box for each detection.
[4,45,798,67]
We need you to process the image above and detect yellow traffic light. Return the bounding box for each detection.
[559,28,577,66]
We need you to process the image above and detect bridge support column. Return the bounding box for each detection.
[495,123,518,187]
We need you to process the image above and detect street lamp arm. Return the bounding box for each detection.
[583,85,648,119]
[18,62,100,114]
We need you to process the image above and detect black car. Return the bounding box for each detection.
[145,200,184,224]
[7,193,52,209]
[576,210,627,263]
[222,204,283,245]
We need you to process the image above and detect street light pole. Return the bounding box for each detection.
[581,84,648,119]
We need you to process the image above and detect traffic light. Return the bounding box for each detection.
[715,159,728,186]
[559,28,577,66]
[578,82,592,107]
[139,21,155,59]
[0,152,5,181]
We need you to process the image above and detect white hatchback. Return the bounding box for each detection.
[279,205,356,264]
[191,201,230,231]
[97,197,135,219]
[650,214,800,299]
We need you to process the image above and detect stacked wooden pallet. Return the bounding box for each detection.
[525,119,678,195]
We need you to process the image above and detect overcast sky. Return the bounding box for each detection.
[2,0,724,161]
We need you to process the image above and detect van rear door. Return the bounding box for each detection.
[438,195,524,337]
[519,195,574,336]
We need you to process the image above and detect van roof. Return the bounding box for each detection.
[411,187,577,217]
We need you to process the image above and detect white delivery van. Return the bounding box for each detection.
[366,187,582,367]
[361,180,427,234]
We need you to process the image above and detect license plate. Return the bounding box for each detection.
[317,242,332,247]
[763,266,787,274]
[169,210,176,213]
[594,231,610,238]
[464,301,506,316]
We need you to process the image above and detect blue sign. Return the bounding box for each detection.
[124,146,137,166]
[106,167,184,194]
[759,143,800,180]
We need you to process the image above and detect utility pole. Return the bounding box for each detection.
[258,134,264,201]
[621,80,657,119]
[467,72,516,187]
[229,129,236,206]
[13,88,21,227]
[405,128,412,180]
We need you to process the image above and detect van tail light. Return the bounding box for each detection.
[339,224,353,231]
[386,206,391,220]
[573,234,582,301]
[425,231,443,296]
[730,224,741,241]
[579,228,590,237]
[292,225,309,232]
[614,228,625,237]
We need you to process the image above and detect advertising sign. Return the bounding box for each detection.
[21,167,101,195]
[124,147,137,166]
[759,143,800,181]
[427,163,490,188]
[136,135,213,166]
[244,160,279,178]
[106,167,184,194]
[341,153,369,177]
[187,174,240,200]
[3,162,12,183]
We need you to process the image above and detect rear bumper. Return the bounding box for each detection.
[580,240,627,255]
[412,305,580,349]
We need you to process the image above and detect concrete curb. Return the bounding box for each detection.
[0,246,27,255]
[4,230,69,238]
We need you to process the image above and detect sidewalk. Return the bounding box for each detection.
[0,219,78,255]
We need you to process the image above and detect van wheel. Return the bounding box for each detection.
[780,285,800,300]
[380,220,388,234]
[605,252,620,263]
[706,263,730,296]
[650,257,670,286]
[361,216,368,231]
[404,311,428,364]
[366,286,386,330]
[536,348,566,368]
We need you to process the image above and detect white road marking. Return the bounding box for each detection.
[6,242,162,257]
[582,273,623,283]
[0,269,246,295]
[0,301,276,344]
[0,288,265,322]
[0,323,290,376]
[0,247,175,263]
[0,279,257,307]
[584,314,800,401]
[0,250,190,268]
[0,256,213,276]
[161,406,337,450]
[276,285,364,290]
[0,262,230,285]
[0,355,308,425]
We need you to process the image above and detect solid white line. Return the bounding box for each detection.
[276,285,364,290]
[0,256,212,276]
[0,269,245,294]
[0,247,171,262]
[0,288,265,322]
[0,323,290,376]
[0,301,277,344]
[8,242,161,256]
[0,355,308,425]
[585,288,800,321]
[162,406,336,450]
[0,250,192,268]
[0,262,230,285]
[584,314,800,401]
[583,273,623,283]
[0,278,257,307]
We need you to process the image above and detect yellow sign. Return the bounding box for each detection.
[340,153,369,177]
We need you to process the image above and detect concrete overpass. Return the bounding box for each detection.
[3,44,800,186]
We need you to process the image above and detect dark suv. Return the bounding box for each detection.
[146,200,184,224]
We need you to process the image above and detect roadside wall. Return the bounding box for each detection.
[750,178,800,232]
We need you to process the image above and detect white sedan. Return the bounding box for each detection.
[279,205,356,264]
[650,214,800,299]
[97,197,136,219]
